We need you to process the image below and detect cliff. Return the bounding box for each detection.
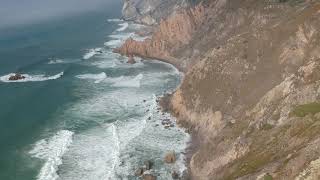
[116,3,206,70]
[122,0,189,25]
[118,0,320,179]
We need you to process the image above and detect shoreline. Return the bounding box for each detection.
[159,91,196,180]
[114,19,195,179]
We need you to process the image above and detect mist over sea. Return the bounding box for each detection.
[0,2,188,180]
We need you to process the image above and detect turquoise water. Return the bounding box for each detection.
[0,3,188,180]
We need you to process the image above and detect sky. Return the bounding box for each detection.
[0,0,120,28]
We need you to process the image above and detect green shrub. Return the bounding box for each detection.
[291,103,320,117]
[261,123,274,130]
[264,173,273,180]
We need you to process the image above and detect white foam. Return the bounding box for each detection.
[29,130,74,180]
[56,125,121,180]
[107,19,123,22]
[48,59,64,64]
[91,59,118,69]
[108,33,134,40]
[76,72,107,83]
[116,22,129,32]
[83,48,102,60]
[112,74,143,88]
[104,39,122,48]
[0,72,64,83]
[108,124,120,179]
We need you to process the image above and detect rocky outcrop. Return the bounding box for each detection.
[115,3,206,70]
[122,0,189,25]
[142,174,157,180]
[127,54,136,64]
[9,73,25,81]
[164,151,176,164]
[168,1,320,179]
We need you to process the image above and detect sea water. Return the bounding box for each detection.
[0,2,188,180]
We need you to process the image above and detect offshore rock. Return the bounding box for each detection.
[9,73,25,81]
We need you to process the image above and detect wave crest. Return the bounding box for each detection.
[116,22,129,32]
[83,48,102,60]
[29,130,74,180]
[112,74,143,88]
[76,72,107,83]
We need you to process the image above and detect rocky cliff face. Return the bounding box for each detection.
[118,0,320,179]
[116,3,206,70]
[122,0,189,25]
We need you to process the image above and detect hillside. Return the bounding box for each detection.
[118,0,320,179]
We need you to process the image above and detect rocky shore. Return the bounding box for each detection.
[118,0,320,179]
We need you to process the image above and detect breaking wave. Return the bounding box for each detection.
[104,39,123,48]
[29,130,74,180]
[83,48,103,60]
[116,22,129,32]
[111,74,143,88]
[48,59,64,64]
[76,72,107,83]
[107,19,123,22]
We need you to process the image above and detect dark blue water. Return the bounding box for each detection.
[0,4,122,179]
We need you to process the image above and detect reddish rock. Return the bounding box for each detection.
[164,151,176,163]
[142,174,157,180]
[113,4,206,69]
[127,54,136,64]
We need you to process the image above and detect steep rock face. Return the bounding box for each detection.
[169,1,320,179]
[122,0,188,25]
[116,3,206,70]
[117,0,320,179]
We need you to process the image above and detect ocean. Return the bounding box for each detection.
[0,3,188,180]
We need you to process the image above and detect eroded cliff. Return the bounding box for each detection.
[116,2,206,70]
[122,0,190,25]
[118,0,320,179]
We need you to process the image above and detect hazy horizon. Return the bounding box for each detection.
[0,0,120,28]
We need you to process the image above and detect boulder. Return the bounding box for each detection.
[171,171,179,179]
[127,54,136,64]
[164,151,176,163]
[142,174,157,180]
[9,73,25,81]
[135,168,144,176]
[144,160,153,170]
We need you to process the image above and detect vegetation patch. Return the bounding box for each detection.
[264,173,273,180]
[290,103,320,117]
[261,123,274,131]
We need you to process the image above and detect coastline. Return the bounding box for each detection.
[114,18,194,179]
[159,93,197,180]
[117,1,320,179]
